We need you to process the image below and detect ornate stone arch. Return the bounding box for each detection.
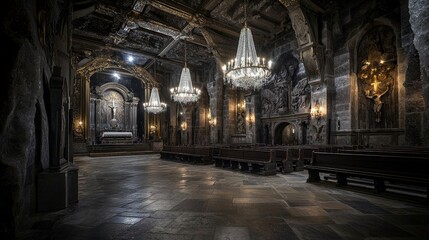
[76,56,158,87]
[73,56,157,144]
[278,0,324,83]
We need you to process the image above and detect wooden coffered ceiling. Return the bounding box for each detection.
[72,0,292,72]
[72,0,337,73]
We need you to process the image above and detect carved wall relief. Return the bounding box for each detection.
[291,79,311,113]
[261,54,300,116]
[357,25,398,129]
[236,99,246,134]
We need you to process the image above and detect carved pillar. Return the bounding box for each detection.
[132,97,139,139]
[125,102,131,130]
[89,97,95,144]
[94,98,102,144]
[280,0,327,144]
[245,95,256,144]
[144,86,150,142]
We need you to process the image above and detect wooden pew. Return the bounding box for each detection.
[160,146,217,164]
[305,152,429,198]
[339,149,429,158]
[213,149,277,175]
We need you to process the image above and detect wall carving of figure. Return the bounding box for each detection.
[291,79,311,113]
[237,108,246,134]
[261,54,299,115]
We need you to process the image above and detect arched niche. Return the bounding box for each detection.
[357,25,398,129]
[73,56,158,145]
[274,122,298,145]
[346,19,404,131]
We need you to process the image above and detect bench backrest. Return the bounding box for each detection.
[219,149,272,162]
[312,152,429,179]
[339,150,429,158]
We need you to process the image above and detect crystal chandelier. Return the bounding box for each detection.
[143,87,167,114]
[170,39,201,104]
[222,1,272,90]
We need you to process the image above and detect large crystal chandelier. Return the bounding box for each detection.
[143,87,167,114]
[170,39,201,104]
[222,1,272,90]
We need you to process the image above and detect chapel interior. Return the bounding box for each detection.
[2,0,429,239]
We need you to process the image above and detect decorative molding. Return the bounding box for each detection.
[76,56,157,87]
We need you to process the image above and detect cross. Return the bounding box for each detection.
[371,78,381,92]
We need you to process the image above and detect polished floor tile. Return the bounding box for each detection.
[20,154,429,240]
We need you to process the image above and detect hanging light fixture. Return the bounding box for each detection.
[222,0,272,90]
[143,62,167,114]
[143,87,167,114]
[170,38,201,104]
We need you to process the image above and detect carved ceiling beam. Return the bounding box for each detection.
[197,0,223,12]
[94,3,118,17]
[108,1,149,45]
[198,27,222,65]
[150,0,194,20]
[135,19,181,37]
[149,0,240,38]
[143,23,197,69]
[73,35,189,67]
[132,0,150,14]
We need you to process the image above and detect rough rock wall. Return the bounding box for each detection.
[408,0,429,144]
[0,0,69,238]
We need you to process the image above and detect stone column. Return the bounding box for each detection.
[125,102,130,130]
[49,67,65,170]
[132,97,139,139]
[94,98,102,144]
[89,98,95,144]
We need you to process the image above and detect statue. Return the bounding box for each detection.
[365,87,389,123]
[108,99,118,129]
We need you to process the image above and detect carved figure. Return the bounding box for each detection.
[312,124,324,142]
[291,79,310,113]
[365,87,389,123]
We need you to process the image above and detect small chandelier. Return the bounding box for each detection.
[170,39,201,104]
[143,87,167,114]
[222,1,272,90]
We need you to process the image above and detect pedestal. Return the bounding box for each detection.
[151,141,163,151]
[37,162,79,212]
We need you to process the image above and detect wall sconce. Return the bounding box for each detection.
[246,114,254,127]
[180,121,187,131]
[207,108,216,127]
[150,125,156,134]
[237,99,246,112]
[310,100,323,121]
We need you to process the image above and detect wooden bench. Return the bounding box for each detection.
[305,152,429,198]
[213,149,276,175]
[339,149,429,158]
[160,146,217,164]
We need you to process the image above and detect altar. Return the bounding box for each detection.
[89,82,140,144]
[101,131,133,144]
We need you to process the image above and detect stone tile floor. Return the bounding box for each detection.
[20,154,429,240]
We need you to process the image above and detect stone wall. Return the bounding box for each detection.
[0,0,72,238]
[408,0,429,145]
[330,0,413,145]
